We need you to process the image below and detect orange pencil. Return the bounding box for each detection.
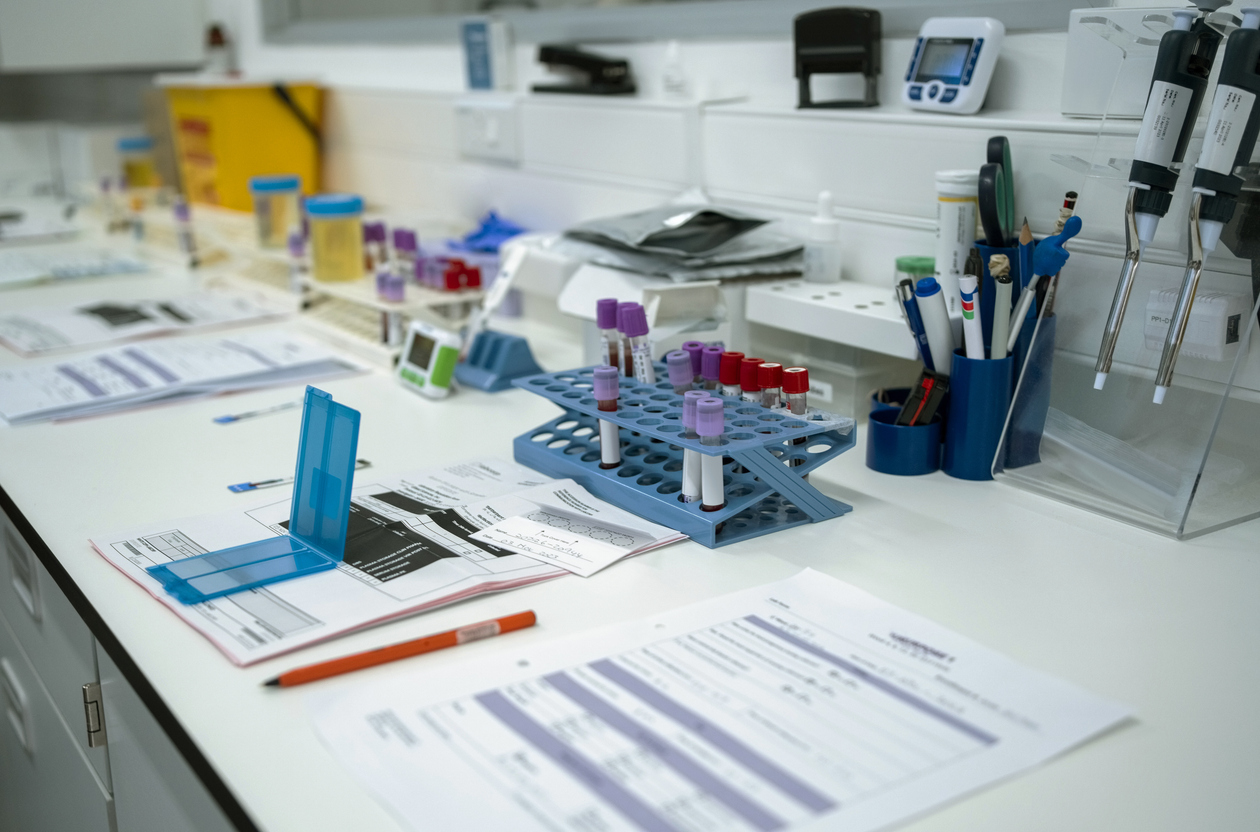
[262,610,537,688]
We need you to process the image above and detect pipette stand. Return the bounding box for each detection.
[456,330,544,392]
[146,386,361,603]
[513,364,856,548]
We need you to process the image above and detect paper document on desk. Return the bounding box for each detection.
[471,479,685,577]
[0,330,360,425]
[90,460,682,666]
[0,291,284,355]
[308,569,1132,832]
[0,243,146,288]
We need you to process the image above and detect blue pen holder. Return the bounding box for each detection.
[998,314,1056,471]
[512,364,857,548]
[866,408,942,476]
[870,387,912,415]
[942,348,1013,481]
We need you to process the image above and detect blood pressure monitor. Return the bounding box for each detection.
[903,17,1004,115]
[396,319,461,399]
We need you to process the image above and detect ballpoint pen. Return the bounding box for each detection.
[229,458,370,492]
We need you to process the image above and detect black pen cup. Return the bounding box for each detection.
[942,348,1013,481]
[973,239,1020,349]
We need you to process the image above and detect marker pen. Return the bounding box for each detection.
[701,345,723,390]
[680,390,706,503]
[617,302,636,376]
[718,351,744,396]
[596,298,620,371]
[958,275,985,359]
[914,278,956,376]
[666,350,693,394]
[623,305,656,384]
[696,397,726,511]
[593,366,621,469]
[740,357,765,403]
[682,340,705,385]
[758,362,783,408]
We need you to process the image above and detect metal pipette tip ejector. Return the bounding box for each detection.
[1094,4,1225,391]
[1154,6,1260,404]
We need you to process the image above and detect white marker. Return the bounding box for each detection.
[914,277,956,375]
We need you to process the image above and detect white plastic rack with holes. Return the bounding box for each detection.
[744,280,918,360]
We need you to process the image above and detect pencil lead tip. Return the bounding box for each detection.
[263,678,280,687]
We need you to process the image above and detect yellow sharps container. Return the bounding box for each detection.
[306,194,365,283]
[163,80,321,211]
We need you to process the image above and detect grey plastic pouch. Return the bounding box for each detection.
[567,204,767,256]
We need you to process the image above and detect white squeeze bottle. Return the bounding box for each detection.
[803,191,842,283]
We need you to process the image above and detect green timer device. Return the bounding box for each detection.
[396,319,461,399]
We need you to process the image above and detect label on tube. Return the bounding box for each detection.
[1133,81,1194,167]
[1198,85,1257,175]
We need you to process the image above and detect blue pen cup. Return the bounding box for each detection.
[942,348,1013,481]
[870,387,911,415]
[973,239,1021,349]
[999,314,1056,471]
[866,408,943,476]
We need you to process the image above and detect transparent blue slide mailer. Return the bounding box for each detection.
[146,386,361,604]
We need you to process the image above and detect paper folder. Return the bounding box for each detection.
[146,386,361,604]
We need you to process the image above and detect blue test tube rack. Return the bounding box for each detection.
[512,364,857,548]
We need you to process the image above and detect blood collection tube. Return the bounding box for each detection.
[701,345,723,390]
[617,302,636,376]
[173,197,198,268]
[718,351,744,396]
[783,367,809,415]
[597,298,620,370]
[666,351,693,394]
[287,231,308,296]
[696,397,726,511]
[682,341,705,385]
[680,390,706,503]
[758,362,783,408]
[740,357,765,403]
[594,366,621,469]
[623,305,656,384]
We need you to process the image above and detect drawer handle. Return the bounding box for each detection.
[4,525,41,622]
[1,656,34,755]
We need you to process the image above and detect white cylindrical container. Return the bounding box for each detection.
[934,170,979,343]
[803,191,842,283]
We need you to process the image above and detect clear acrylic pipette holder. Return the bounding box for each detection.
[147,386,361,602]
[994,9,1260,538]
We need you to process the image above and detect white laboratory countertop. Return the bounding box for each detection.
[1,267,1259,832]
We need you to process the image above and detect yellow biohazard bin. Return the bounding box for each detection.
[162,79,322,212]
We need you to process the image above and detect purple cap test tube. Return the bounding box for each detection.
[393,228,417,253]
[593,365,620,410]
[697,398,725,439]
[701,346,723,389]
[682,341,705,380]
[666,350,692,393]
[682,390,706,436]
[622,305,649,338]
[364,221,386,242]
[596,298,618,330]
[697,397,726,510]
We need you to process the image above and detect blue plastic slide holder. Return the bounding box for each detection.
[455,330,544,392]
[512,365,856,548]
[941,348,1013,481]
[146,386,361,604]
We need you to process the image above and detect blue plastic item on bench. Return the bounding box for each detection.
[455,330,544,392]
[146,386,361,604]
[512,364,857,548]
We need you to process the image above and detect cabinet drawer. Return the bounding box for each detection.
[0,612,113,832]
[0,512,108,785]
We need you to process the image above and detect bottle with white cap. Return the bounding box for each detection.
[803,191,842,283]
[935,169,980,344]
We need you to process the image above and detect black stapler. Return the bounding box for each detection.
[532,45,636,95]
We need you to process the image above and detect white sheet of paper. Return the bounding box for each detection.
[471,479,684,577]
[0,291,283,355]
[308,569,1132,832]
[90,459,566,666]
[0,244,144,288]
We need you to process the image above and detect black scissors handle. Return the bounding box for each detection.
[979,162,1008,247]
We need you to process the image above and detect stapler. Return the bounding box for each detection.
[532,45,636,95]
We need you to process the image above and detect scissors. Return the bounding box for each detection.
[979,136,1015,247]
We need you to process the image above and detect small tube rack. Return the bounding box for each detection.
[512,364,857,548]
